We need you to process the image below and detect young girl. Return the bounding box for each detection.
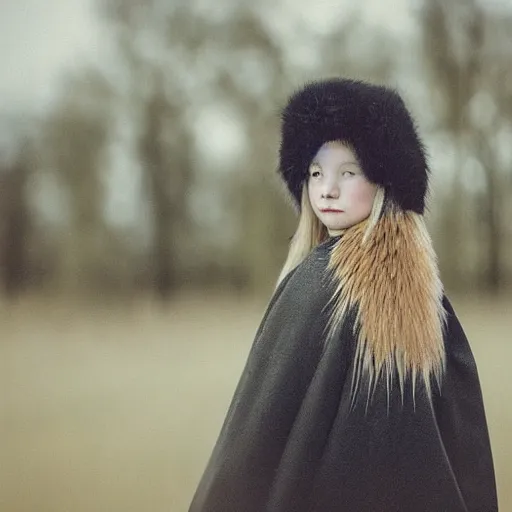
[189,78,498,512]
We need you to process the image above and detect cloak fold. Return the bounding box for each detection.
[189,236,497,512]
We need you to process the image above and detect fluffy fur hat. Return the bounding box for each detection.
[278,78,429,214]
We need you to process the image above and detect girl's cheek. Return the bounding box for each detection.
[352,181,376,202]
[346,181,368,201]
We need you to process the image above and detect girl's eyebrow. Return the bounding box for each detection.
[309,160,360,168]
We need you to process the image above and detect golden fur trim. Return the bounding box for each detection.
[326,204,446,406]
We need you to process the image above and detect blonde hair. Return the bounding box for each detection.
[275,184,386,288]
[275,186,327,287]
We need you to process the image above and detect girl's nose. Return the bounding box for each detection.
[321,179,340,199]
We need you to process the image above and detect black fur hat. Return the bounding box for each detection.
[278,78,429,214]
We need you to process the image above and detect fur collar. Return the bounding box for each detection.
[325,203,446,405]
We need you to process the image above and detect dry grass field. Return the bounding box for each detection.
[1,293,511,511]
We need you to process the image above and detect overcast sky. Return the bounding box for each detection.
[2,0,511,114]
[0,0,416,113]
[1,0,104,112]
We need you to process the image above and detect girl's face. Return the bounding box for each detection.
[307,141,377,233]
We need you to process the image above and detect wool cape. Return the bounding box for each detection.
[188,78,498,511]
[188,219,497,512]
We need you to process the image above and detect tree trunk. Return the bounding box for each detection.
[0,157,30,297]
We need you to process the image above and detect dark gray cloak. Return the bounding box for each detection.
[189,236,498,512]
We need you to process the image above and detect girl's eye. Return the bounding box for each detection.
[309,167,321,178]
[342,170,355,177]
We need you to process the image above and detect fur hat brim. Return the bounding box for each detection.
[278,78,429,214]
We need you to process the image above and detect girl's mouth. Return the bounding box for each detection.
[320,208,344,213]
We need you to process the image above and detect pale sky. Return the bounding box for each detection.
[0,0,104,112]
[1,0,510,113]
[0,0,416,113]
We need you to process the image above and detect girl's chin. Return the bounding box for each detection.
[324,223,349,231]
[323,220,360,231]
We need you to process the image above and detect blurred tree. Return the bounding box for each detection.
[419,0,512,291]
[43,67,114,294]
[100,0,195,299]
[209,10,292,292]
[0,142,32,297]
[138,71,193,298]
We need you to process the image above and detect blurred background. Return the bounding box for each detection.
[1,0,511,510]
